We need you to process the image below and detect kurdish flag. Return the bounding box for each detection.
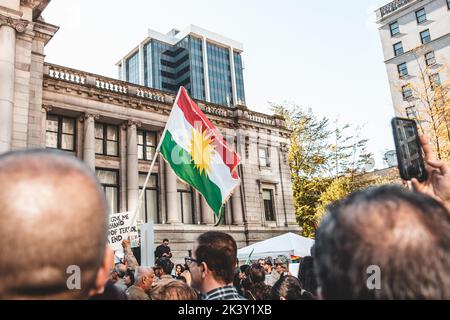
[159,87,240,216]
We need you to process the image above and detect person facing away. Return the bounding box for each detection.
[297,256,318,299]
[314,185,450,300]
[126,267,154,300]
[186,231,246,300]
[154,280,198,300]
[243,264,272,300]
[154,238,172,261]
[271,276,306,300]
[0,150,112,299]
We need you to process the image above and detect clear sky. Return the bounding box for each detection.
[43,0,396,169]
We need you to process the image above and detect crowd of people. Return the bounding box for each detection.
[0,135,449,300]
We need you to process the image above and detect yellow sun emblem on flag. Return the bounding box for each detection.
[189,126,215,176]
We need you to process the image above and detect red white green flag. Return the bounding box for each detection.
[159,87,241,216]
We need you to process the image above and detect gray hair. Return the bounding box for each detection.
[135,267,153,283]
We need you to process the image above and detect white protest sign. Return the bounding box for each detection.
[108,212,140,252]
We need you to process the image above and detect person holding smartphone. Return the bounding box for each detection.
[411,135,450,213]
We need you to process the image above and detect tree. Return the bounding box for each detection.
[399,45,450,162]
[272,103,374,238]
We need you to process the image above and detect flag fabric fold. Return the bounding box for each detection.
[159,87,241,216]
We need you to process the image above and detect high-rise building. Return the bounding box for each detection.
[117,25,246,107]
[375,0,449,117]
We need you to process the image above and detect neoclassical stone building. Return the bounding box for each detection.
[0,0,300,261]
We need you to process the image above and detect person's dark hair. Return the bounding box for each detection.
[195,231,237,284]
[297,256,317,295]
[233,268,241,287]
[175,264,185,273]
[314,185,450,300]
[155,257,174,275]
[272,276,303,300]
[239,264,250,276]
[163,239,169,243]
[248,263,266,283]
[124,268,135,286]
[244,264,272,300]
[264,257,273,267]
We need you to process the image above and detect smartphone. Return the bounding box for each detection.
[391,117,428,182]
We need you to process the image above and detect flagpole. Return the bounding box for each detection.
[126,87,183,239]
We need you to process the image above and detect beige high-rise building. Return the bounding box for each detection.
[375,0,450,118]
[0,0,300,263]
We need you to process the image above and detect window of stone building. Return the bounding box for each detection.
[393,42,403,56]
[258,147,270,167]
[405,106,418,119]
[139,173,159,224]
[389,21,399,36]
[263,189,276,222]
[429,73,441,90]
[415,8,427,24]
[137,130,157,161]
[46,114,75,151]
[402,85,413,100]
[177,180,194,224]
[447,0,450,10]
[95,123,119,156]
[425,51,436,66]
[420,29,431,44]
[397,62,408,78]
[96,169,119,214]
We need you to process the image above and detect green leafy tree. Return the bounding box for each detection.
[272,103,376,238]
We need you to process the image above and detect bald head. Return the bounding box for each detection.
[0,150,108,299]
[314,185,450,300]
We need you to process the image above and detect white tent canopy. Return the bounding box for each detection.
[237,232,315,261]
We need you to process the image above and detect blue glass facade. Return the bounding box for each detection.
[178,36,205,101]
[125,34,245,107]
[207,43,233,106]
[233,52,246,105]
[126,52,139,84]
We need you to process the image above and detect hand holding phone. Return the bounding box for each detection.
[411,135,450,212]
[391,117,428,182]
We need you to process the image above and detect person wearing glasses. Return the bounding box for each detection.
[185,231,246,300]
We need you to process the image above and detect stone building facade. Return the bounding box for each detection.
[0,0,300,262]
[375,0,450,117]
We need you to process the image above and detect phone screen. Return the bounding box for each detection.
[391,117,428,182]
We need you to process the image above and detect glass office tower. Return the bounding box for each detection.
[118,25,246,107]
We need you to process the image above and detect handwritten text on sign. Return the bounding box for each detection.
[108,212,139,251]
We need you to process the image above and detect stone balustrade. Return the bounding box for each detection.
[44,63,285,129]
[377,0,415,19]
[248,112,276,126]
[48,66,86,84]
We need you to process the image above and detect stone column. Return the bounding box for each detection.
[0,25,16,152]
[0,15,28,153]
[40,105,52,147]
[231,187,244,225]
[127,120,140,213]
[83,113,98,170]
[201,196,214,225]
[166,164,181,224]
[202,37,211,103]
